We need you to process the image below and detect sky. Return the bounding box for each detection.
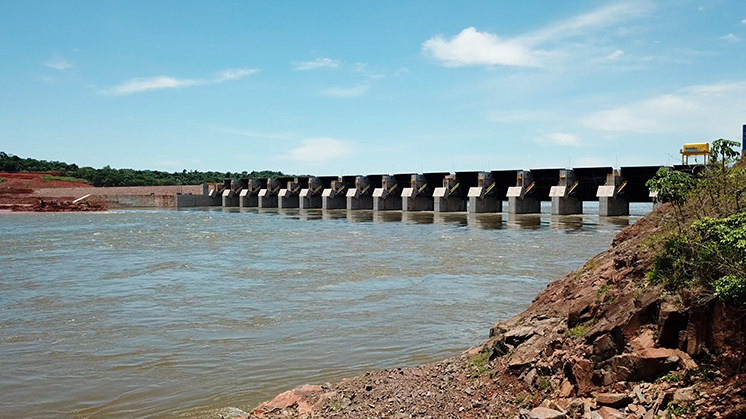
[1,0,745,176]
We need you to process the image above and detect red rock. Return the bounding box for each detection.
[521,406,568,419]
[251,384,323,416]
[558,379,574,398]
[596,392,632,408]
[569,358,594,395]
[629,329,656,351]
[597,405,626,419]
[610,347,698,381]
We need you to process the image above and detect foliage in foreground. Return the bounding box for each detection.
[0,152,288,187]
[646,139,746,307]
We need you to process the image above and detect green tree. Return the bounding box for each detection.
[646,167,694,231]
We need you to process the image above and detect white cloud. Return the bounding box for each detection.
[422,1,652,68]
[106,76,197,95]
[293,57,341,71]
[721,33,740,42]
[422,27,541,67]
[101,68,258,95]
[214,68,259,81]
[606,49,625,60]
[288,138,353,163]
[319,85,370,98]
[741,18,746,24]
[535,132,582,146]
[43,55,73,70]
[580,81,746,135]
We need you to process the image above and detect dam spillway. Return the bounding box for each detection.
[177,165,703,216]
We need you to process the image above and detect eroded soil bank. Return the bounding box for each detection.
[227,205,746,419]
[0,172,106,212]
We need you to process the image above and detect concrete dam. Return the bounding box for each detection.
[175,165,702,216]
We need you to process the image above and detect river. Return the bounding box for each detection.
[0,204,649,417]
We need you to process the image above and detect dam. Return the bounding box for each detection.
[179,165,702,216]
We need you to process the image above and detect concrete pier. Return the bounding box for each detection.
[300,176,335,209]
[322,176,355,209]
[467,172,501,213]
[434,172,476,212]
[278,177,307,208]
[402,172,447,211]
[372,174,409,211]
[222,179,247,207]
[597,170,629,216]
[549,169,582,215]
[258,177,292,208]
[507,170,540,214]
[347,175,382,210]
[239,178,264,208]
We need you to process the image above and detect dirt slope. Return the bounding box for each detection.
[0,172,104,211]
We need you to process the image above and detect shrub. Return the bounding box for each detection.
[713,275,746,306]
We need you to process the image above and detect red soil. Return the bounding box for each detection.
[0,172,104,212]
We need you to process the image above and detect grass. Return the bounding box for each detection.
[0,176,5,184]
[515,390,531,406]
[566,325,587,337]
[40,174,89,184]
[656,372,682,383]
[597,284,617,303]
[667,403,695,417]
[468,351,491,378]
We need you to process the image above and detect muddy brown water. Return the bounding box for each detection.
[0,204,648,417]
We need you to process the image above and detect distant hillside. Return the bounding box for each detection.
[0,152,287,187]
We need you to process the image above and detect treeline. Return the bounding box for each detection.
[0,152,288,187]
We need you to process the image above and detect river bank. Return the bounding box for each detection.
[232,204,746,418]
[0,171,203,211]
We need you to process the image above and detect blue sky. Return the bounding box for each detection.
[1,0,745,176]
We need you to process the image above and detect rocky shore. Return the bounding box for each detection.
[226,204,746,418]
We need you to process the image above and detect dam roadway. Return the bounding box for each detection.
[178,165,702,216]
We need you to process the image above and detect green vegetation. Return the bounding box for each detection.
[0,176,4,184]
[515,390,530,406]
[468,351,491,378]
[646,138,746,307]
[0,152,288,187]
[667,403,695,417]
[40,174,89,184]
[566,325,587,337]
[597,284,617,303]
[656,372,682,383]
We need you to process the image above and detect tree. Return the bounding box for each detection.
[647,167,694,231]
[710,138,741,171]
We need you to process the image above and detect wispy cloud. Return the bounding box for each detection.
[288,138,353,163]
[534,132,582,146]
[606,49,625,60]
[214,68,259,81]
[319,84,370,98]
[293,57,341,71]
[101,68,258,95]
[487,110,547,123]
[43,55,73,70]
[580,81,746,134]
[207,125,295,141]
[721,33,740,42]
[422,0,652,67]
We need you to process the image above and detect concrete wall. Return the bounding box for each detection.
[33,185,207,208]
